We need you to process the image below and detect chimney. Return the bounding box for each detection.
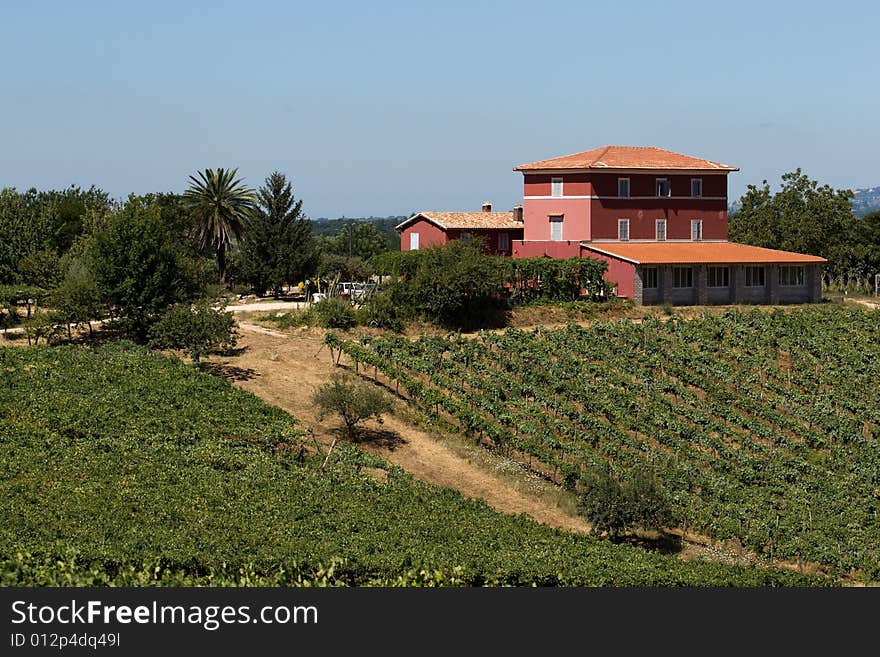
[513,204,523,222]
[481,201,492,213]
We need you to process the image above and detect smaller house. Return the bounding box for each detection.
[396,202,524,255]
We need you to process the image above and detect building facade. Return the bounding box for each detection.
[396,146,825,305]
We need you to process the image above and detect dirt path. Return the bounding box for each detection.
[224,301,308,313]
[844,298,878,310]
[212,324,590,534]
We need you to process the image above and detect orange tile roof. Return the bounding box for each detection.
[514,146,738,172]
[581,242,826,265]
[395,211,523,231]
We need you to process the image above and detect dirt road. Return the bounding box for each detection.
[224,301,308,313]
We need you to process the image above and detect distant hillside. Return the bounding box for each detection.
[852,187,880,217]
[729,187,880,217]
[310,216,405,238]
[312,216,406,258]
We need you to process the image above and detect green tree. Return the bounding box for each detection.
[578,468,633,537]
[17,248,62,289]
[87,195,203,339]
[0,188,49,285]
[627,469,676,532]
[38,185,112,254]
[316,254,371,286]
[407,240,507,329]
[322,222,395,261]
[149,301,238,364]
[238,172,317,296]
[313,373,391,440]
[183,168,256,285]
[0,185,111,286]
[23,310,61,346]
[729,170,859,280]
[858,211,880,277]
[578,467,676,537]
[50,268,102,340]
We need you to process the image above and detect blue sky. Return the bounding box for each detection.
[1,1,877,218]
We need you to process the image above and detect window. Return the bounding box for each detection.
[643,267,658,289]
[618,178,630,198]
[460,232,472,242]
[691,220,703,241]
[691,178,703,197]
[673,267,693,288]
[551,177,563,198]
[550,215,563,241]
[707,266,730,288]
[656,219,667,241]
[618,219,630,241]
[409,232,419,250]
[779,265,805,286]
[745,266,766,287]
[656,178,671,197]
[497,232,510,251]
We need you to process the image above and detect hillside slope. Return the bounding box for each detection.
[336,306,880,580]
[0,342,819,586]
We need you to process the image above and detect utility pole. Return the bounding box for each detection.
[348,221,353,258]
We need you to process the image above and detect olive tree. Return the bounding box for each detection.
[313,373,391,440]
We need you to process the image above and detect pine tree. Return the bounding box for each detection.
[239,172,317,296]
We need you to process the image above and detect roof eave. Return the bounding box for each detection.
[579,243,641,264]
[515,166,739,174]
[394,213,446,232]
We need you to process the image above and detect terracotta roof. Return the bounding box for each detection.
[395,211,523,232]
[581,242,826,265]
[514,146,738,172]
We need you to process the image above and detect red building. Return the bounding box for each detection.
[396,146,825,305]
[396,202,523,255]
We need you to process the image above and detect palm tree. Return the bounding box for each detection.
[183,167,256,285]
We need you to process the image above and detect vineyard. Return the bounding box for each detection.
[330,306,880,579]
[0,342,820,586]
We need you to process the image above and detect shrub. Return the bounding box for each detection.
[501,257,611,303]
[578,467,676,537]
[314,297,356,329]
[262,306,317,329]
[577,468,633,536]
[313,373,392,440]
[149,301,237,363]
[369,246,612,330]
[408,241,507,329]
[357,290,404,332]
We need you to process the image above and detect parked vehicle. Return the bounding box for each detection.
[335,282,356,297]
[351,282,378,300]
[333,282,378,300]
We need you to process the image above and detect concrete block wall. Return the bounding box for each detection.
[634,263,820,306]
[632,267,644,305]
